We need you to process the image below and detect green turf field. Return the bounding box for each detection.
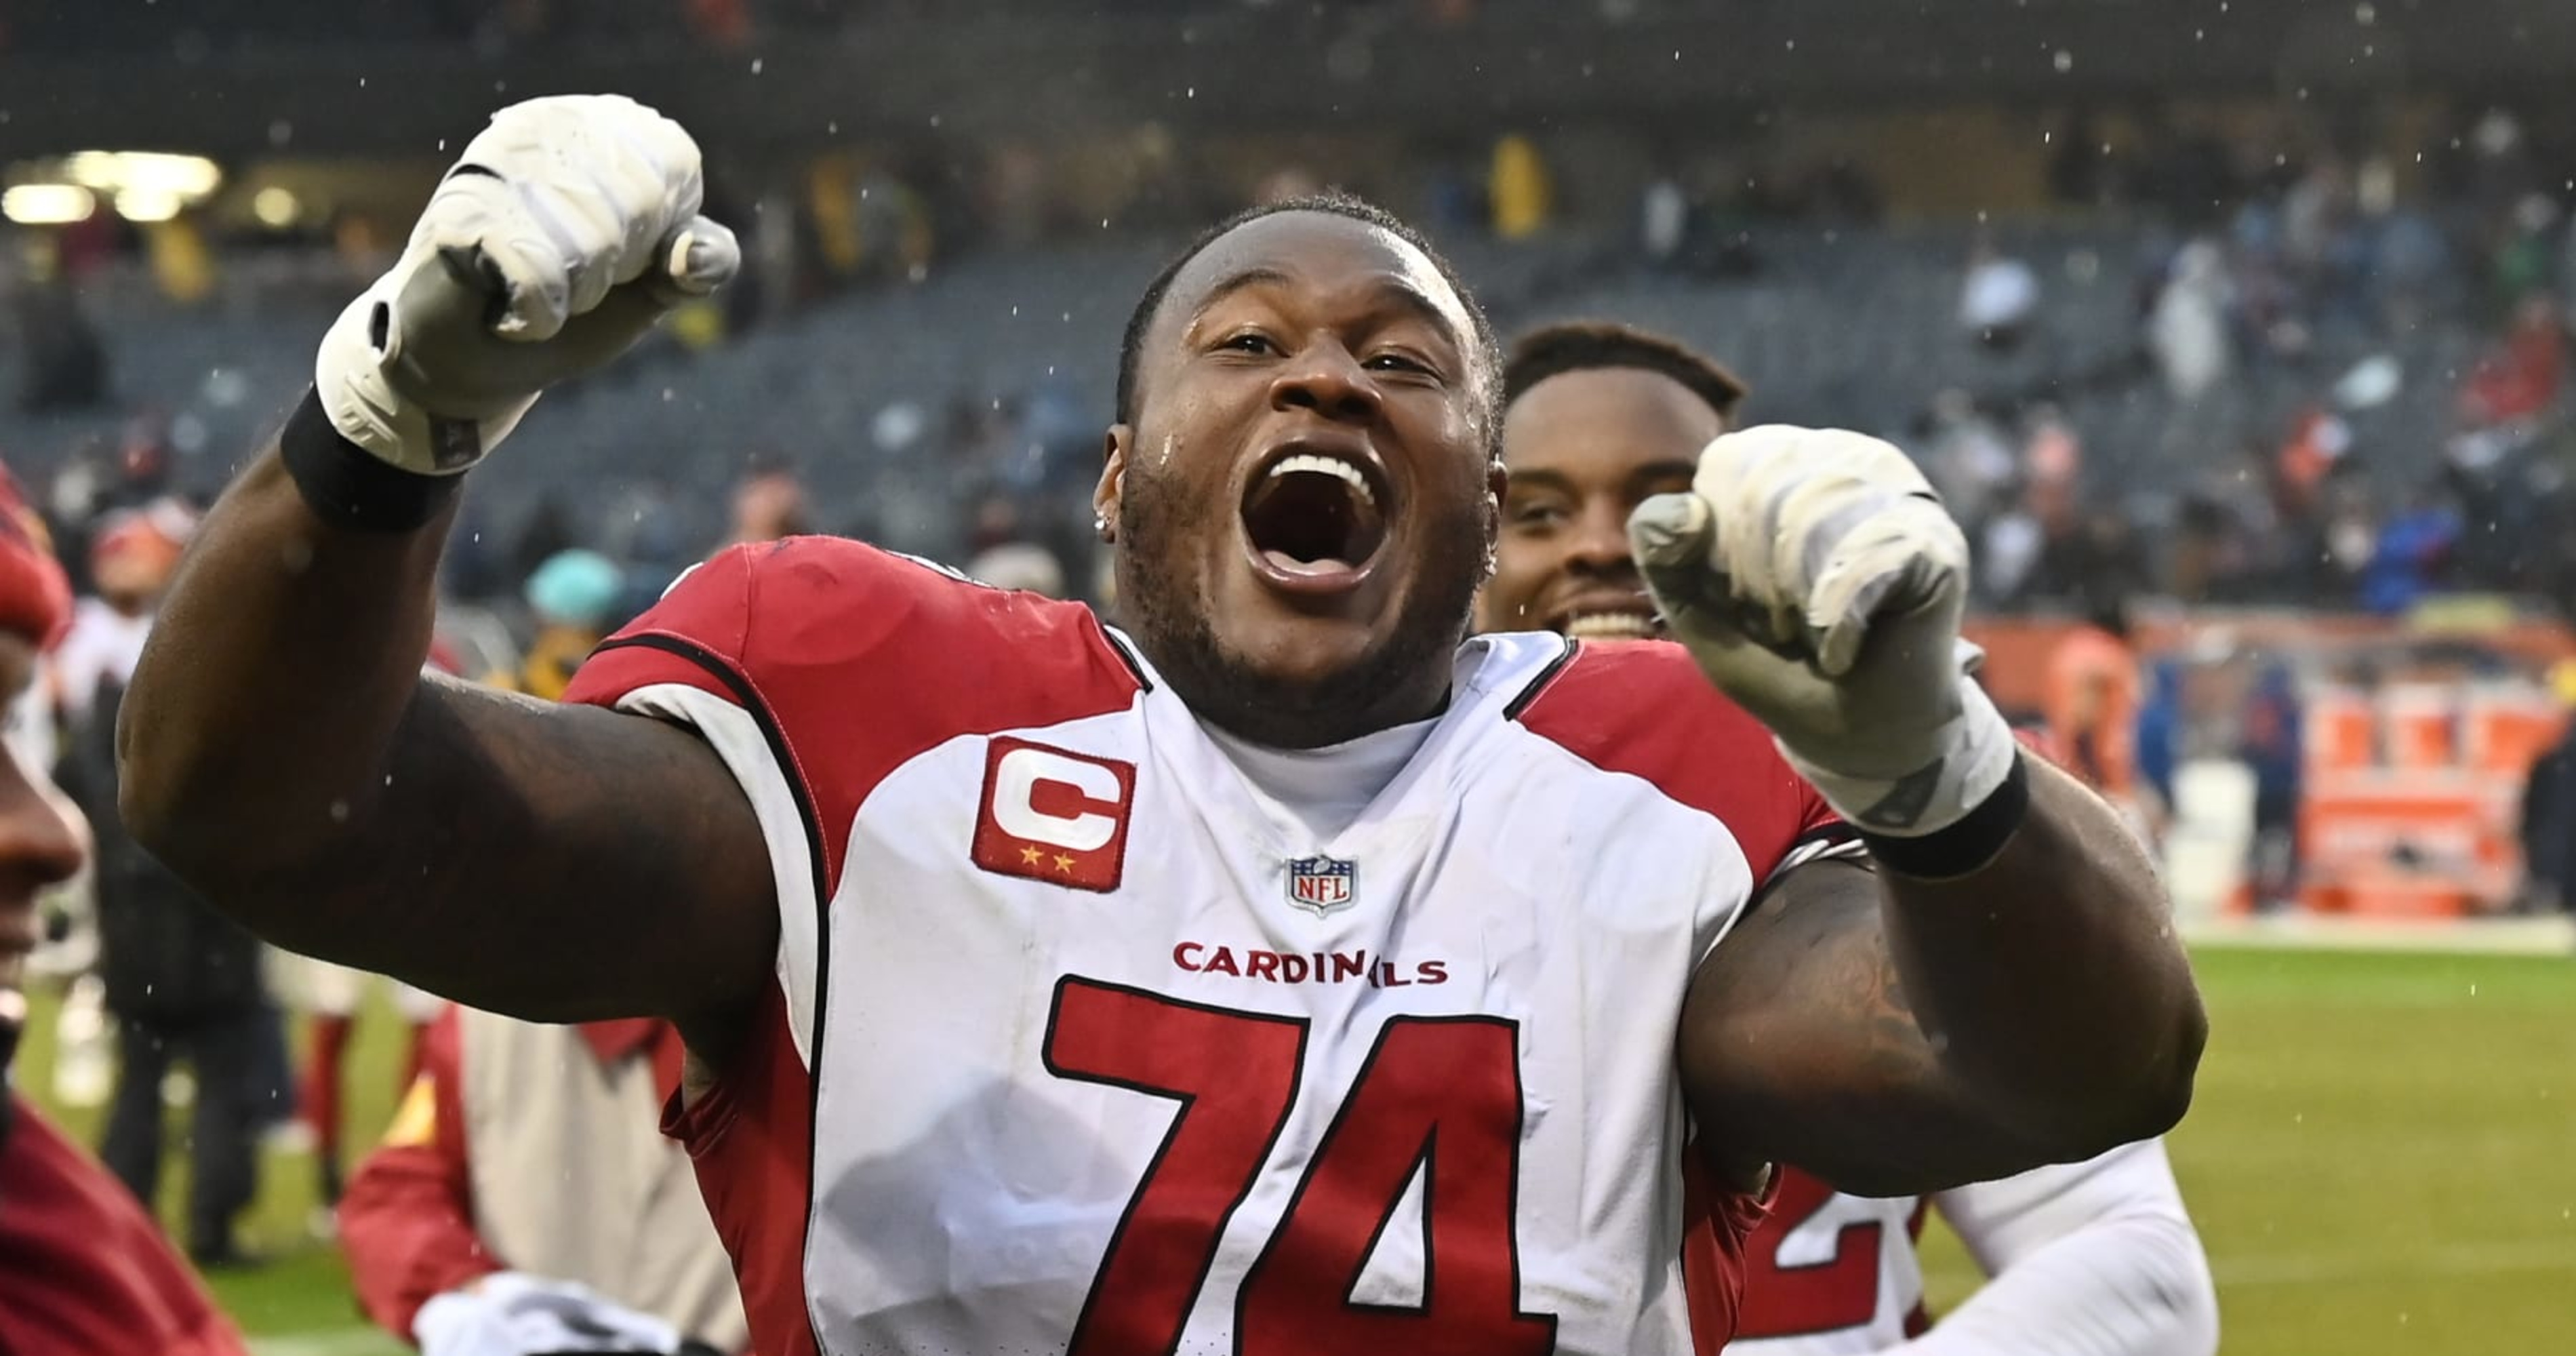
[13,945,2576,1355]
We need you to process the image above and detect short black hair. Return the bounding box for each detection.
[1502,321,1750,421]
[1114,193,1502,447]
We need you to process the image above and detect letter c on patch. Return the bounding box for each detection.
[991,746,1123,851]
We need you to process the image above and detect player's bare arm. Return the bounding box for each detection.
[1645,428,2205,1197]
[1683,767,2196,1197]
[117,97,776,1041]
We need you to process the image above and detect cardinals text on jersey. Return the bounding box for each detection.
[563,536,1847,1356]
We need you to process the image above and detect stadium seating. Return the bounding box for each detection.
[0,218,2503,563]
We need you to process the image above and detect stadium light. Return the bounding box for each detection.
[1,184,97,225]
[115,188,184,223]
[252,185,301,228]
[62,151,223,199]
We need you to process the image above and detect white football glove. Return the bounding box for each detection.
[414,1272,683,1356]
[1629,426,2017,838]
[315,94,740,475]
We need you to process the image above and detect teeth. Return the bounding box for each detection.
[1565,613,1656,639]
[1269,454,1375,506]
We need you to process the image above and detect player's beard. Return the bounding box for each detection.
[1115,469,1491,751]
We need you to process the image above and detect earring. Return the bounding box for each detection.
[1095,513,1114,542]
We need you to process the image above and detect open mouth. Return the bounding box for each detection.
[1241,451,1390,585]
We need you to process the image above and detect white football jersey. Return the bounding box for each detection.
[567,538,1847,1356]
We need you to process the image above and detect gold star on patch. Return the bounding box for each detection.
[1054,854,1076,874]
[1020,845,1044,866]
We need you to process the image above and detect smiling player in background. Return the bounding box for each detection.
[1481,319,2218,1356]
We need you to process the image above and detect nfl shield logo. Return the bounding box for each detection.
[1286,856,1358,917]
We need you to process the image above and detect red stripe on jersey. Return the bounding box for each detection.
[1903,1196,1934,1334]
[1510,639,1841,882]
[664,986,817,1356]
[1677,1150,1767,1354]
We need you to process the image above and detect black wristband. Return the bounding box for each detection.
[1859,752,2031,881]
[279,388,464,532]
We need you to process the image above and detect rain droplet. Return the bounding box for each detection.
[1186,87,1196,99]
[2354,1,2376,22]
[750,58,764,74]
[2053,49,2074,72]
[329,799,350,824]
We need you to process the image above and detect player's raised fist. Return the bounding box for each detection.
[315,94,740,475]
[1629,426,2017,838]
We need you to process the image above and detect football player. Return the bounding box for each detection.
[0,466,249,1356]
[123,96,2203,1355]
[1479,320,2219,1356]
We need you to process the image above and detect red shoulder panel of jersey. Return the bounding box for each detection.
[1510,639,1842,883]
[563,536,1148,899]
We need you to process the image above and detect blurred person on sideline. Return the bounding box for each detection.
[1479,319,2217,1356]
[2045,592,2150,834]
[49,499,275,1266]
[340,1002,747,1356]
[50,501,191,727]
[284,953,444,1214]
[2518,661,2576,915]
[488,550,624,702]
[0,464,251,1356]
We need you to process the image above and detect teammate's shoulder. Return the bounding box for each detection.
[1506,637,1834,854]
[1509,637,1769,746]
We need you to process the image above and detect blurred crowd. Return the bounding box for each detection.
[1916,109,2576,620]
